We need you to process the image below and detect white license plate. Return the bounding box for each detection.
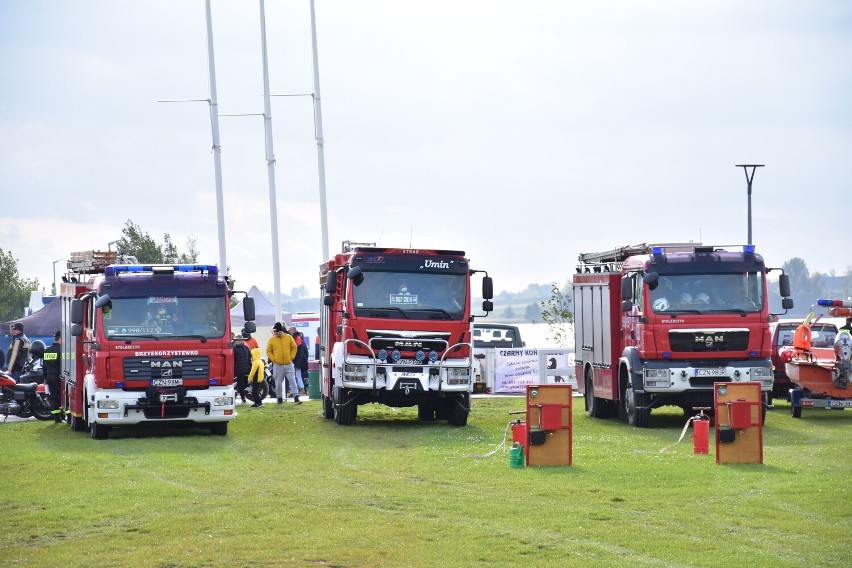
[694,368,726,377]
[152,378,182,387]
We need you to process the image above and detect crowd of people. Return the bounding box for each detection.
[231,321,312,408]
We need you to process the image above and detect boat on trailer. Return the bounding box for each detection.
[782,299,852,417]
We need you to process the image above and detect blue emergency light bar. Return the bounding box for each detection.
[105,264,219,276]
[744,245,756,253]
[817,299,852,308]
[652,247,663,255]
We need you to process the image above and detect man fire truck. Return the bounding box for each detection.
[573,243,793,427]
[60,250,255,439]
[318,241,493,426]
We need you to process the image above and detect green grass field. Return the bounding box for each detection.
[2,397,850,567]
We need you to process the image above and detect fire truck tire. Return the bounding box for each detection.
[90,421,110,440]
[69,413,86,432]
[333,387,357,425]
[447,393,470,427]
[585,376,610,419]
[418,402,436,421]
[321,394,334,419]
[625,387,650,428]
[209,422,228,436]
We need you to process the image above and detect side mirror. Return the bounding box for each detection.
[482,276,493,300]
[323,295,334,307]
[621,277,633,301]
[243,321,257,334]
[782,297,794,310]
[242,297,256,321]
[325,271,337,294]
[779,274,791,298]
[71,323,83,337]
[70,299,84,325]
[94,294,111,309]
[482,300,493,313]
[622,300,633,312]
[347,266,364,286]
[643,272,659,290]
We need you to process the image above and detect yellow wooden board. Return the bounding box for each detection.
[526,384,572,466]
[714,382,763,464]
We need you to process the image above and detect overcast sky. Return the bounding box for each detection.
[1,0,850,299]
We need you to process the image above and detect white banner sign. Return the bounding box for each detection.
[493,348,575,393]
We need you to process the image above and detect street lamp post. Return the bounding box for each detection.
[735,164,764,245]
[52,259,62,296]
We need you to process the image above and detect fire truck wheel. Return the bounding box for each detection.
[333,387,357,425]
[321,394,334,419]
[447,393,470,427]
[209,422,228,436]
[625,387,651,428]
[585,376,610,419]
[69,413,86,432]
[418,402,436,421]
[90,421,110,440]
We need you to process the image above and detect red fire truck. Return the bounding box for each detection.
[573,243,793,427]
[318,242,493,425]
[60,251,256,439]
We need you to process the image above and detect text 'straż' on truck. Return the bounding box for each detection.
[60,250,256,439]
[572,243,793,427]
[318,241,494,426]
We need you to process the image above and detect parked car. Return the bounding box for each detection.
[769,318,838,402]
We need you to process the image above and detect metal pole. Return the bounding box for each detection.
[52,259,61,296]
[205,0,228,277]
[259,0,283,322]
[309,0,330,262]
[735,164,764,245]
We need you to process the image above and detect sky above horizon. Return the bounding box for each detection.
[1,0,850,299]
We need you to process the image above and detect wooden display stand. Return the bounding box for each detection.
[714,382,763,464]
[525,384,572,466]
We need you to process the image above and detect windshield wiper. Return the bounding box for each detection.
[113,334,161,341]
[409,308,454,320]
[169,334,209,342]
[359,307,409,319]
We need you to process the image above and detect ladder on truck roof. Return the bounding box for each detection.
[578,242,702,269]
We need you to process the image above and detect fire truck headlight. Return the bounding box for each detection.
[446,367,470,385]
[344,364,368,382]
[749,367,773,387]
[643,368,670,387]
[214,396,234,406]
[97,400,120,410]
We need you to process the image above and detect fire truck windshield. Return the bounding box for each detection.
[648,272,765,314]
[351,271,466,320]
[102,296,227,339]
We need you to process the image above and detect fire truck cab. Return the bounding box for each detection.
[60,251,255,439]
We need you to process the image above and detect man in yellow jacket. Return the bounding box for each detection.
[266,321,300,404]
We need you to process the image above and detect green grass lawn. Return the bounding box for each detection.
[2,397,850,567]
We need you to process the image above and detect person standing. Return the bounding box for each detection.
[266,322,299,405]
[43,331,63,422]
[290,326,308,396]
[247,347,265,407]
[4,322,31,381]
[232,332,252,404]
[314,327,321,361]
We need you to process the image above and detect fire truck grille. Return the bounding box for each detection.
[367,331,451,354]
[668,331,749,352]
[123,356,210,381]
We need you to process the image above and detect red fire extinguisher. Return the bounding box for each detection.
[692,409,710,454]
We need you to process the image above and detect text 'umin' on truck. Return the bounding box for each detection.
[318,241,494,426]
[60,251,256,439]
[573,243,793,428]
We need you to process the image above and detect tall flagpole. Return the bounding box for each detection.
[259,0,283,322]
[309,0,330,262]
[205,0,228,276]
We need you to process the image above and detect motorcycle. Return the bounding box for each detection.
[0,367,53,421]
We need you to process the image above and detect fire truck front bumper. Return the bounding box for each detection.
[341,361,472,392]
[639,360,773,393]
[90,386,236,425]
